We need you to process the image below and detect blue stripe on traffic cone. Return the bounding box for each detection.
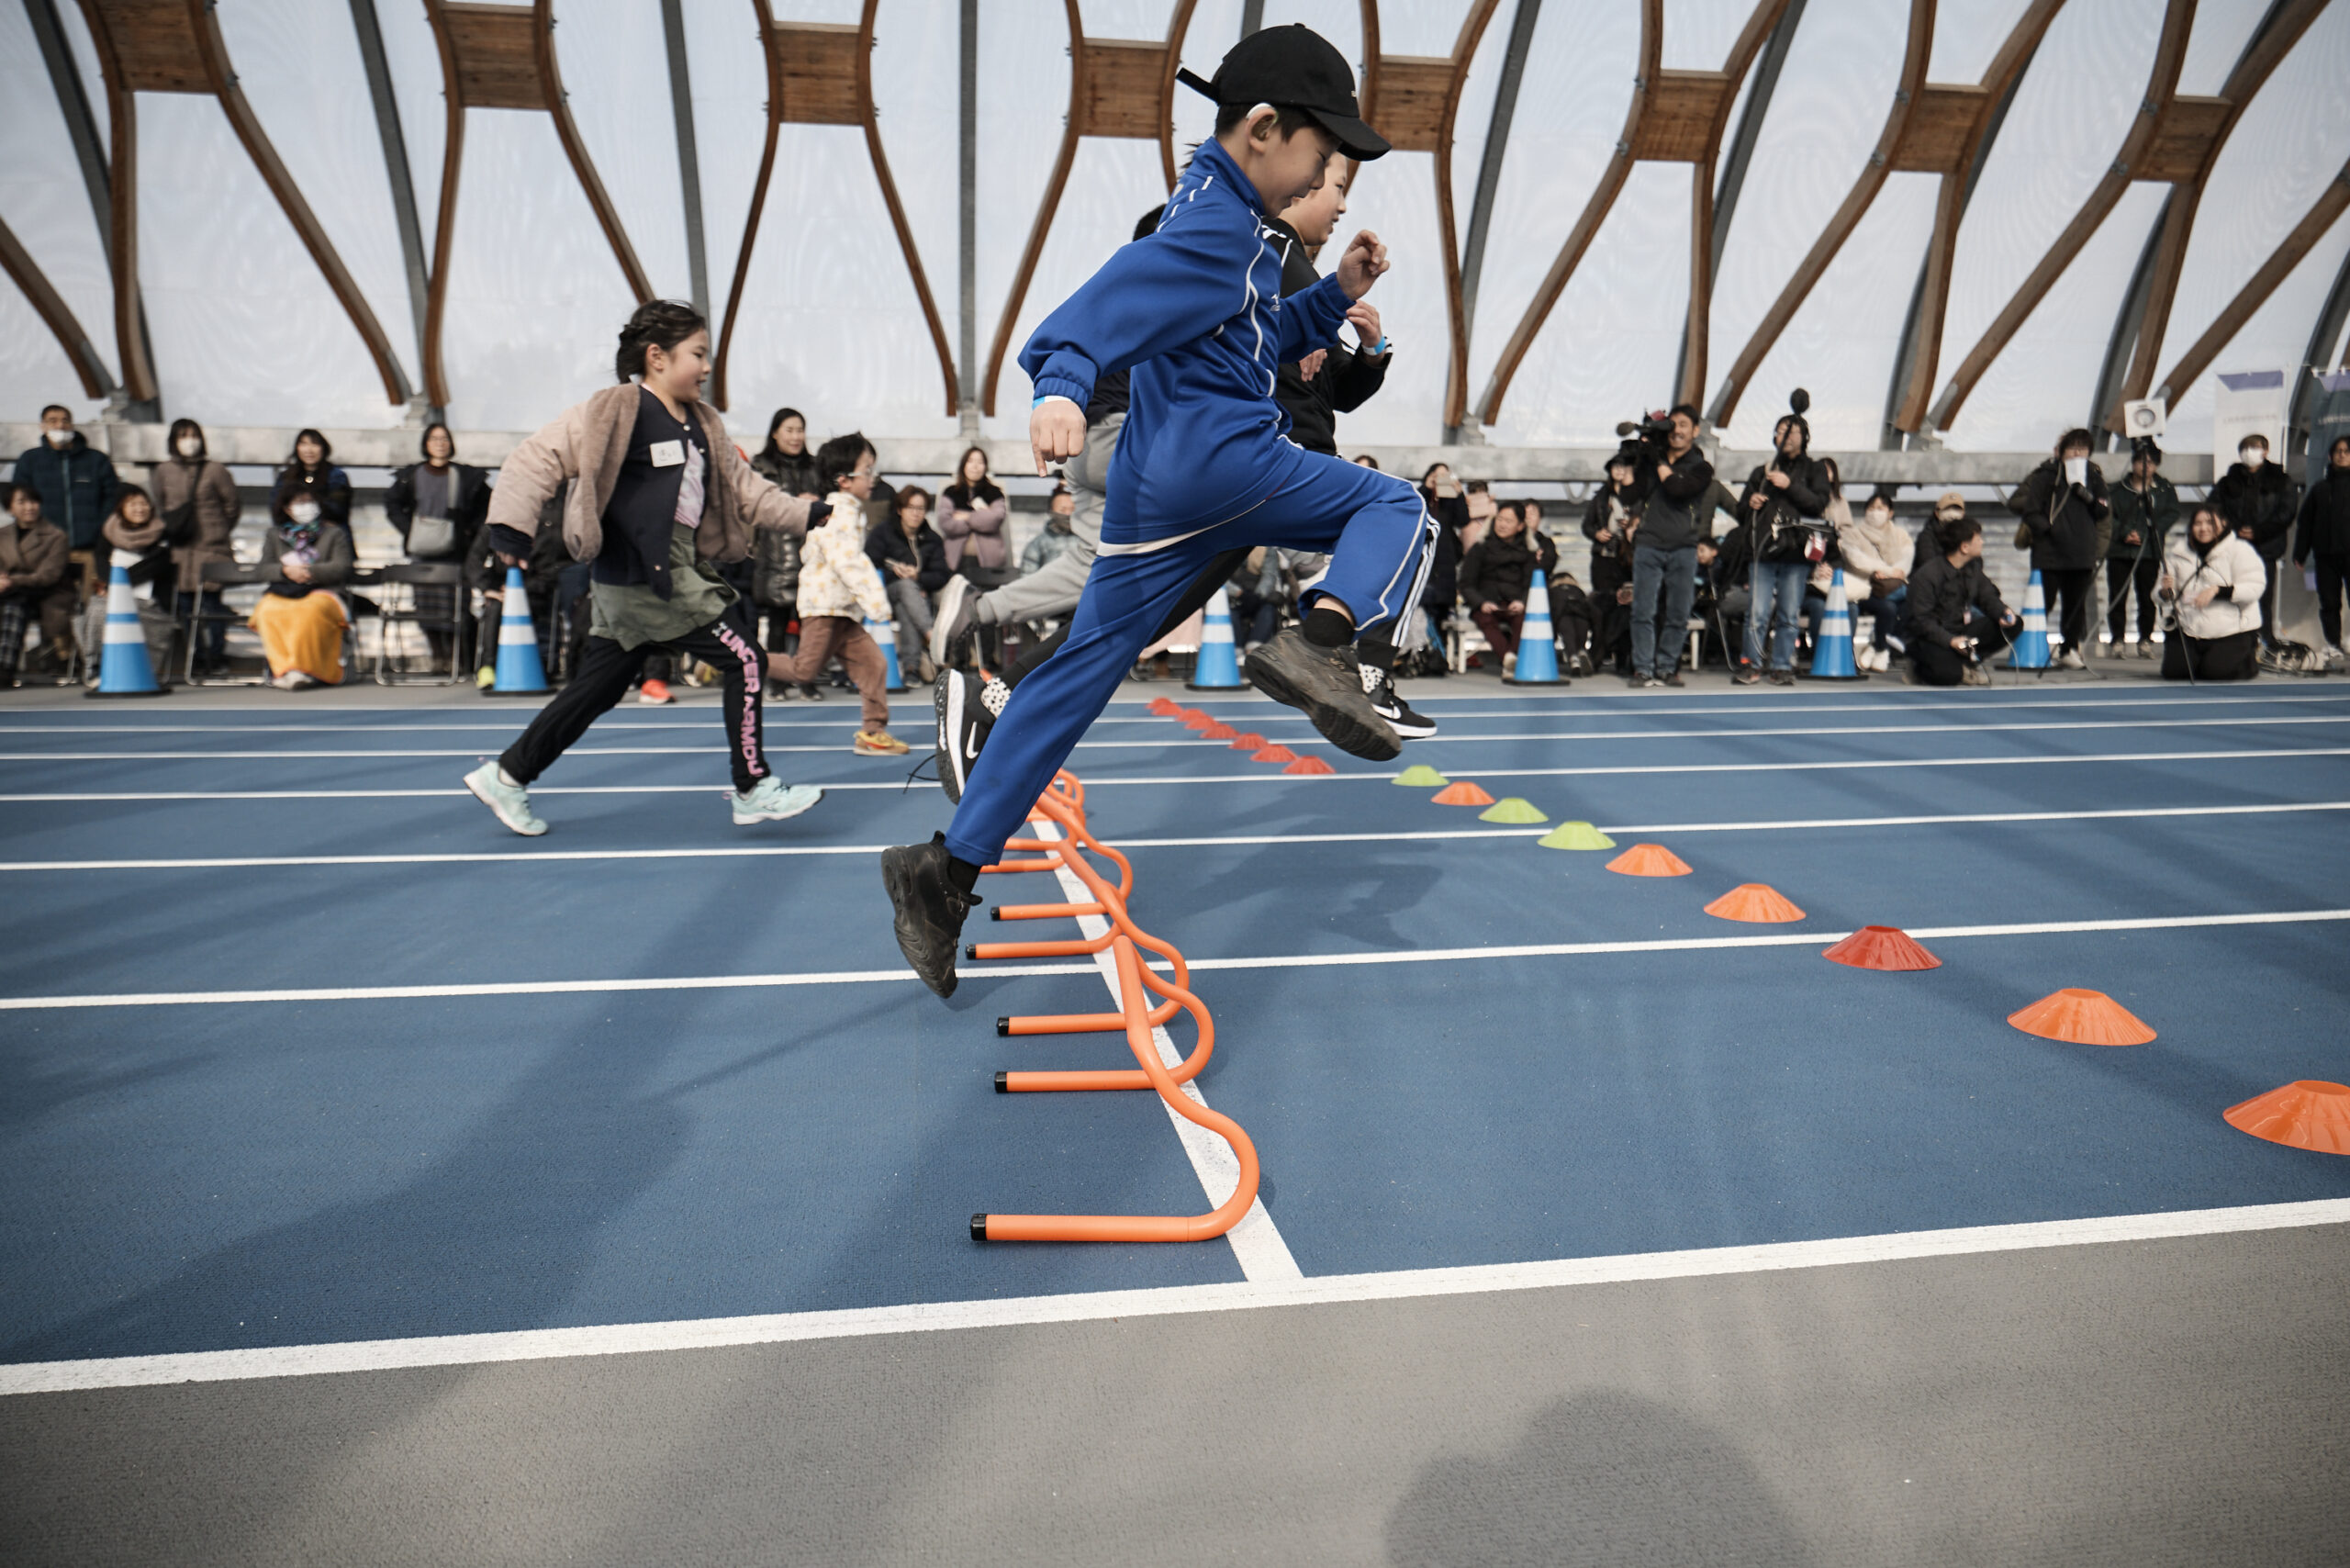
[2010,568,2051,669]
[1503,568,1565,684]
[1804,568,1862,679]
[1186,585,1244,689]
[869,613,907,691]
[87,553,163,698]
[491,566,550,694]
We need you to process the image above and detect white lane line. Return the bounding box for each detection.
[1029,819,1301,1282]
[8,800,2346,873]
[10,713,2350,762]
[8,1197,2343,1394]
[10,908,2344,1010]
[6,745,2347,802]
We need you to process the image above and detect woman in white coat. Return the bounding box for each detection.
[2156,504,2265,680]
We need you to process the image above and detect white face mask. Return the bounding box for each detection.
[175,436,202,458]
[44,428,70,446]
[287,500,320,526]
[2063,456,2088,487]
[2240,447,2265,470]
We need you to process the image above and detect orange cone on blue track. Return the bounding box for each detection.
[87,551,164,698]
[492,566,550,694]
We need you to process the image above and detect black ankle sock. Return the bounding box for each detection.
[1358,636,1395,673]
[1303,606,1353,649]
[934,832,982,895]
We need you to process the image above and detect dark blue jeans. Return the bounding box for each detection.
[1629,543,1695,678]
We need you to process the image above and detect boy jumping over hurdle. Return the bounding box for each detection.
[882,25,1434,995]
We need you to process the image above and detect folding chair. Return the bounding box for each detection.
[371,561,469,684]
[181,559,280,686]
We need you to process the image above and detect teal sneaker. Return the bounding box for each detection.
[463,761,546,836]
[733,778,822,826]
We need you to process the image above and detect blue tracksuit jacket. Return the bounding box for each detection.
[1019,137,1354,545]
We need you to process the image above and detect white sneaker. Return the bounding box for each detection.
[2058,648,2086,670]
[733,778,822,825]
[272,670,318,690]
[464,761,547,835]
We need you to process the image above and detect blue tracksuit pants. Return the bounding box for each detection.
[943,445,1434,867]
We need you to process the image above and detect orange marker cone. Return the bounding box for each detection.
[1227,732,1265,750]
[1822,926,1941,970]
[1202,722,1238,740]
[1284,756,1335,775]
[1606,844,1692,877]
[1431,780,1494,806]
[2223,1081,2350,1155]
[1251,745,1298,763]
[1148,697,1184,716]
[1182,711,1218,731]
[2007,989,2155,1046]
[1704,883,1806,923]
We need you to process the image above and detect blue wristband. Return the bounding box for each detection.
[1371,337,1390,355]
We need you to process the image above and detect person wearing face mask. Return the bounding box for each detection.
[2291,434,2350,664]
[270,429,352,537]
[2210,432,2298,648]
[1838,490,1918,674]
[12,404,120,557]
[384,422,489,669]
[154,420,241,677]
[2007,429,2108,668]
[249,480,355,689]
[2155,504,2266,680]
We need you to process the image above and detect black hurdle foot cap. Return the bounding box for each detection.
[969,1214,990,1241]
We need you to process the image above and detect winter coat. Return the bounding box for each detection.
[272,462,352,531]
[1639,447,1715,553]
[1905,550,2009,642]
[1457,528,1557,610]
[2009,457,2109,572]
[752,446,822,499]
[261,520,354,599]
[1420,486,1472,610]
[11,431,120,549]
[796,492,891,622]
[2106,474,2178,561]
[101,505,175,593]
[153,456,241,595]
[1022,516,1081,574]
[938,486,1009,571]
[866,515,951,594]
[2292,466,2350,563]
[2210,461,2296,558]
[0,514,70,595]
[384,461,489,562]
[2161,532,2265,641]
[1270,216,1390,456]
[1737,453,1829,566]
[1581,484,1639,597]
[486,383,811,598]
[1836,510,1916,586]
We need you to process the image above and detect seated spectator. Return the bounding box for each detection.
[469,485,572,690]
[1904,513,2018,687]
[2106,441,2178,658]
[99,485,174,594]
[752,408,822,498]
[938,446,1008,575]
[765,432,908,755]
[1351,454,1380,469]
[1581,452,1642,677]
[1023,485,1082,576]
[155,420,241,677]
[0,486,72,687]
[2293,434,2350,663]
[1839,490,1917,673]
[2156,504,2265,681]
[271,429,352,533]
[1459,500,1555,676]
[2008,429,2108,669]
[867,483,949,682]
[385,421,487,667]
[251,480,353,689]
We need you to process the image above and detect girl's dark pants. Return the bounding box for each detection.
[501,605,771,791]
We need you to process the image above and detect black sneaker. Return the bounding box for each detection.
[799,682,824,701]
[1362,664,1438,740]
[881,834,979,998]
[929,576,979,669]
[1244,628,1402,761]
[934,667,1007,803]
[1662,670,1684,688]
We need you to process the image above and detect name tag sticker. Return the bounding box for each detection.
[649,440,685,468]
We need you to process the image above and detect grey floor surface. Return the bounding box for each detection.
[5,1223,2345,1567]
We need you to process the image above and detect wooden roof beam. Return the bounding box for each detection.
[2152,161,2350,415]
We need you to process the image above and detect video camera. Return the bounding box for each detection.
[1611,410,1674,473]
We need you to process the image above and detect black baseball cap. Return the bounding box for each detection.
[1177,25,1390,162]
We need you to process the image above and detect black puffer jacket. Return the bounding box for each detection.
[1906,549,2009,641]
[1581,482,1641,598]
[2009,457,2109,572]
[1457,527,1558,609]
[2211,460,2297,558]
[1419,486,1471,612]
[752,447,822,499]
[865,517,951,594]
[1270,217,1389,456]
[1737,452,1830,565]
[2294,465,2350,562]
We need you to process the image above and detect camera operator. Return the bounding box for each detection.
[2156,503,2265,681]
[2104,438,2178,658]
[1732,401,1828,686]
[2009,429,2109,667]
[1905,510,2020,687]
[1627,404,1711,687]
[1581,449,1643,678]
[2210,432,2298,649]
